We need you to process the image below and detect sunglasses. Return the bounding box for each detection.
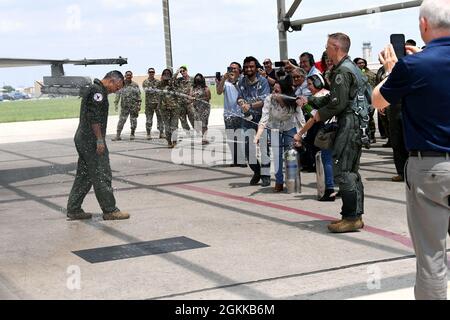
[263,61,271,65]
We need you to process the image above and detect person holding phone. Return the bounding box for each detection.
[259,59,278,89]
[372,0,450,300]
[216,62,246,167]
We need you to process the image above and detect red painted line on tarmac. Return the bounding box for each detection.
[174,184,413,249]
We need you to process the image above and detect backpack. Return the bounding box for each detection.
[341,59,373,148]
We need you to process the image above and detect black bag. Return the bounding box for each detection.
[314,122,338,150]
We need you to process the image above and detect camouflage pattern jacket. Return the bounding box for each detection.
[142,78,160,105]
[114,81,141,110]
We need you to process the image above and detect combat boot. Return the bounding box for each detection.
[111,133,122,141]
[103,211,130,221]
[159,132,166,139]
[67,211,92,220]
[146,131,152,140]
[130,129,136,141]
[329,215,362,225]
[328,217,364,233]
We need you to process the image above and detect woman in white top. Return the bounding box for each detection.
[254,78,305,192]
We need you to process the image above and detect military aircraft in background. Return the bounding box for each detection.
[0,57,127,96]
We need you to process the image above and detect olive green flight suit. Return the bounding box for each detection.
[309,56,365,218]
[67,79,119,214]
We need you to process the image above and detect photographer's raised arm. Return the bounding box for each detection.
[216,73,227,95]
[372,44,400,110]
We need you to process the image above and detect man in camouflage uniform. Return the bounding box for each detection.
[142,67,165,140]
[112,71,142,141]
[295,33,365,233]
[174,66,195,132]
[67,71,130,221]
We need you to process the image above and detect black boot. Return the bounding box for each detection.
[319,189,336,202]
[250,173,261,185]
[261,175,271,187]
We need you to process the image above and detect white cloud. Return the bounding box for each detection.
[0,19,23,33]
[140,12,161,28]
[222,0,259,5]
[100,0,157,9]
[66,4,82,31]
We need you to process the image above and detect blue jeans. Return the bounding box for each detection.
[321,148,334,189]
[273,128,297,184]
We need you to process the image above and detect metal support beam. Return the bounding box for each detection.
[162,0,173,69]
[277,0,288,60]
[285,0,303,19]
[289,1,422,30]
[51,63,65,77]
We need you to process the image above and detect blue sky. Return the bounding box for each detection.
[0,0,422,88]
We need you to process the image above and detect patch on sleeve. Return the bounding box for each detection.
[93,93,103,102]
[335,74,344,85]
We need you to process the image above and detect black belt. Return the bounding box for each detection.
[409,151,450,158]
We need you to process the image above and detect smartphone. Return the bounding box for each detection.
[274,61,284,68]
[227,67,233,73]
[390,34,406,58]
[215,72,222,81]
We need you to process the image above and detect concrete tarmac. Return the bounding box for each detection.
[0,110,449,300]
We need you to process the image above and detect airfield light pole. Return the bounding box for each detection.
[162,0,173,69]
[277,0,288,60]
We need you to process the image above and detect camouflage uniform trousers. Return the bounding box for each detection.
[117,105,140,133]
[178,101,195,131]
[193,102,211,131]
[67,140,118,214]
[161,107,179,144]
[145,102,164,133]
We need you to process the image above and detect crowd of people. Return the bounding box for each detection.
[103,38,408,229]
[110,66,212,148]
[66,0,449,300]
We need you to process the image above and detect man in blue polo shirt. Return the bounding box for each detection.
[372,0,450,300]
